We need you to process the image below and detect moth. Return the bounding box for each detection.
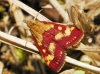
[24,20,84,72]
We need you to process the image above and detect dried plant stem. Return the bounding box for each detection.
[0,31,38,53]
[9,0,51,22]
[49,0,70,23]
[82,51,100,62]
[0,31,100,73]
[66,57,100,73]
[87,1,100,20]
[74,43,100,53]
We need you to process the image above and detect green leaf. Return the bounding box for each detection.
[15,48,26,62]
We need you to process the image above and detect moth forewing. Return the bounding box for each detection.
[24,20,66,72]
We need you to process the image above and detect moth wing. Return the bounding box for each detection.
[25,20,66,72]
[42,21,84,49]
[32,35,66,72]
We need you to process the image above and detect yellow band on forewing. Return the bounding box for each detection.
[45,54,54,65]
[48,42,55,54]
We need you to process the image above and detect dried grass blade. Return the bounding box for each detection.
[87,1,100,20]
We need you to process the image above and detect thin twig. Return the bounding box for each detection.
[0,31,38,53]
[66,57,100,73]
[9,0,51,22]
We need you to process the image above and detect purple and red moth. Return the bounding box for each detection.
[24,20,84,72]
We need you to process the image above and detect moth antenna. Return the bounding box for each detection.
[33,9,43,22]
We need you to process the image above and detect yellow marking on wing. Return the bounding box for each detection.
[59,51,63,57]
[35,21,54,31]
[45,54,54,65]
[47,61,50,65]
[48,43,55,54]
[66,42,69,45]
[55,32,64,40]
[45,55,54,61]
[50,24,54,28]
[43,49,46,53]
[25,21,54,46]
[64,27,71,36]
[74,36,76,39]
[56,62,59,64]
[60,51,62,55]
[58,26,62,30]
[70,27,75,31]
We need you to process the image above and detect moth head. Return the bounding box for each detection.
[23,9,43,28]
